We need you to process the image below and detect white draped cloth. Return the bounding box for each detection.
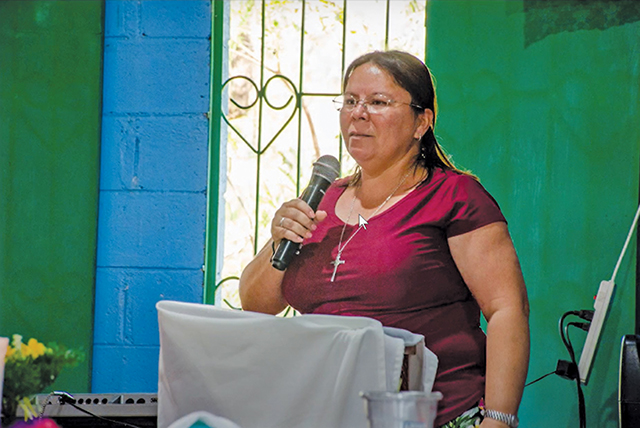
[157,301,437,428]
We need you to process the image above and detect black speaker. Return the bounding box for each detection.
[619,334,640,428]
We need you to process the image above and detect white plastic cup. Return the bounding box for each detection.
[361,391,443,428]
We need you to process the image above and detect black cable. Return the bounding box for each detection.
[576,310,595,322]
[44,392,147,428]
[566,322,587,428]
[569,322,591,332]
[559,312,588,428]
[525,370,556,387]
[50,393,145,428]
[559,311,580,351]
[64,403,145,428]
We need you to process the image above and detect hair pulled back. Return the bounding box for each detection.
[343,50,463,184]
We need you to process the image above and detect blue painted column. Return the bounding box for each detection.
[93,0,212,392]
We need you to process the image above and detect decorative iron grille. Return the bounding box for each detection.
[205,0,428,308]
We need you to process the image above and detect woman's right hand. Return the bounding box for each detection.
[239,199,327,315]
[271,199,328,246]
[239,199,327,314]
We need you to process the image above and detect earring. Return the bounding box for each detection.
[420,144,427,159]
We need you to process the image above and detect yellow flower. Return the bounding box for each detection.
[5,345,16,360]
[22,338,47,359]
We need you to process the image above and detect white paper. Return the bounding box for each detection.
[382,327,439,392]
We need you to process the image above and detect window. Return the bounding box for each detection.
[207,0,428,308]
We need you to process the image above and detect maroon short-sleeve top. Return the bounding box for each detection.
[281,168,506,426]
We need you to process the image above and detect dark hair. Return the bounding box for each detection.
[343,50,467,185]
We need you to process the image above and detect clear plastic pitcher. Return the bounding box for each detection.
[361,391,443,428]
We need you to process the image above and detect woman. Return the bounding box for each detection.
[239,50,529,428]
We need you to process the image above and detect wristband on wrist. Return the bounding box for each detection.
[482,409,519,427]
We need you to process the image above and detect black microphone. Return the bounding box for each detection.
[271,155,340,271]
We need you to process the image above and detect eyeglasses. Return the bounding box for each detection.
[332,94,423,114]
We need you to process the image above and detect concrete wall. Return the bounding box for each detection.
[93,0,211,392]
[427,2,639,427]
[0,0,104,392]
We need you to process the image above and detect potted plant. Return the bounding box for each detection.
[1,335,84,427]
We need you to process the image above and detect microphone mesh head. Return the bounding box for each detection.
[312,155,341,183]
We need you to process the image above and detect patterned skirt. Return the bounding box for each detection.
[438,404,484,428]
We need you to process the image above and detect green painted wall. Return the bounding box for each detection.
[0,1,104,392]
[427,1,639,426]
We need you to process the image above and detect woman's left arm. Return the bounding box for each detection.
[448,221,530,428]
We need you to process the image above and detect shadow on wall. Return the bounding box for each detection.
[506,0,640,47]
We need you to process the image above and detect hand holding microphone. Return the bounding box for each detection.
[271,155,340,270]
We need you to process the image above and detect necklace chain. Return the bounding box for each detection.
[331,170,413,282]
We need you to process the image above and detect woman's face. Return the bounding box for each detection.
[340,63,431,175]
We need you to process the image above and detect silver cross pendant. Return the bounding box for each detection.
[330,253,345,282]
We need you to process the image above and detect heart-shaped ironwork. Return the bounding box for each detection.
[221,74,300,155]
